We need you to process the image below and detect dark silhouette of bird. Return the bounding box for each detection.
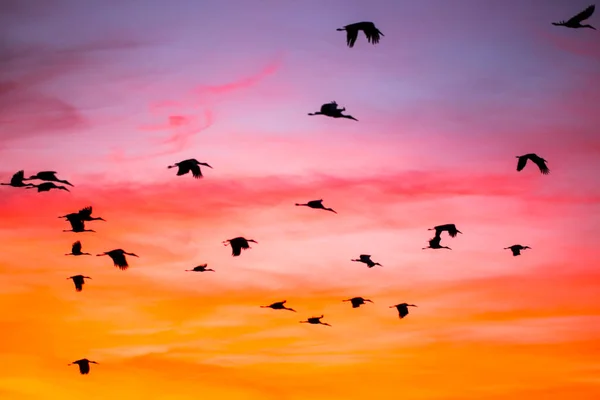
[59,206,105,222]
[552,5,596,29]
[66,241,91,256]
[308,101,358,121]
[97,249,139,270]
[260,300,296,312]
[504,244,531,256]
[68,359,98,375]
[185,264,215,272]
[223,237,257,257]
[390,303,417,319]
[351,254,382,268]
[168,159,212,179]
[68,275,92,292]
[295,199,337,213]
[422,236,451,250]
[24,171,73,186]
[337,21,384,47]
[516,153,549,175]
[0,170,36,188]
[25,182,70,192]
[63,215,95,233]
[343,297,373,308]
[299,315,331,326]
[428,224,462,238]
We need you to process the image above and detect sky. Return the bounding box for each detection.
[1,0,599,398]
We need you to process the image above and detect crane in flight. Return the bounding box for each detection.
[59,206,105,222]
[390,303,417,319]
[343,297,373,308]
[0,170,36,188]
[260,300,296,312]
[422,236,451,250]
[351,254,382,268]
[337,21,384,48]
[295,199,337,214]
[25,182,70,192]
[223,237,257,257]
[515,153,550,175]
[428,224,462,238]
[504,244,531,256]
[168,159,212,179]
[299,315,331,326]
[96,249,139,270]
[67,275,92,292]
[63,216,95,233]
[552,4,596,29]
[185,264,215,272]
[24,171,73,186]
[65,241,91,256]
[308,101,358,121]
[68,359,98,375]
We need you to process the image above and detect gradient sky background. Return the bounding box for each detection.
[1,0,599,398]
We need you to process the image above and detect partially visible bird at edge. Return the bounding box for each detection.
[552,4,596,29]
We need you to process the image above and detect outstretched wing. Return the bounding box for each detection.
[72,241,82,253]
[364,26,383,44]
[346,28,359,48]
[231,244,242,257]
[11,170,25,184]
[78,206,92,219]
[516,156,528,172]
[568,5,595,23]
[67,215,84,231]
[112,253,129,270]
[189,163,202,179]
[534,159,550,175]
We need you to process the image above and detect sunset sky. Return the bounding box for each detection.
[1,0,599,398]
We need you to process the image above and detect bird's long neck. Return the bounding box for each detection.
[309,112,322,116]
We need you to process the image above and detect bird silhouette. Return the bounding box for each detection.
[223,237,257,257]
[168,159,212,179]
[0,170,36,188]
[516,153,549,175]
[261,300,296,312]
[24,171,73,186]
[390,303,417,319]
[185,264,215,272]
[299,315,331,326]
[59,206,105,222]
[68,359,98,375]
[63,215,95,233]
[552,5,596,29]
[66,241,91,256]
[337,21,384,47]
[428,224,462,238]
[68,275,91,292]
[504,244,531,256]
[25,182,70,192]
[295,199,337,213]
[308,101,358,121]
[96,249,139,270]
[423,236,451,250]
[351,254,382,268]
[343,297,373,308]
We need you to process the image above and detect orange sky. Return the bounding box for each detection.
[1,0,599,399]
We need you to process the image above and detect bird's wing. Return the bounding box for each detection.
[69,217,84,231]
[11,170,25,183]
[113,254,129,270]
[534,159,550,175]
[78,206,92,218]
[231,245,242,256]
[190,163,202,179]
[364,26,383,44]
[177,164,192,176]
[73,241,82,253]
[346,28,359,48]
[516,156,528,171]
[568,5,595,23]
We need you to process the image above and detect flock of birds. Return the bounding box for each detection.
[1,5,595,376]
